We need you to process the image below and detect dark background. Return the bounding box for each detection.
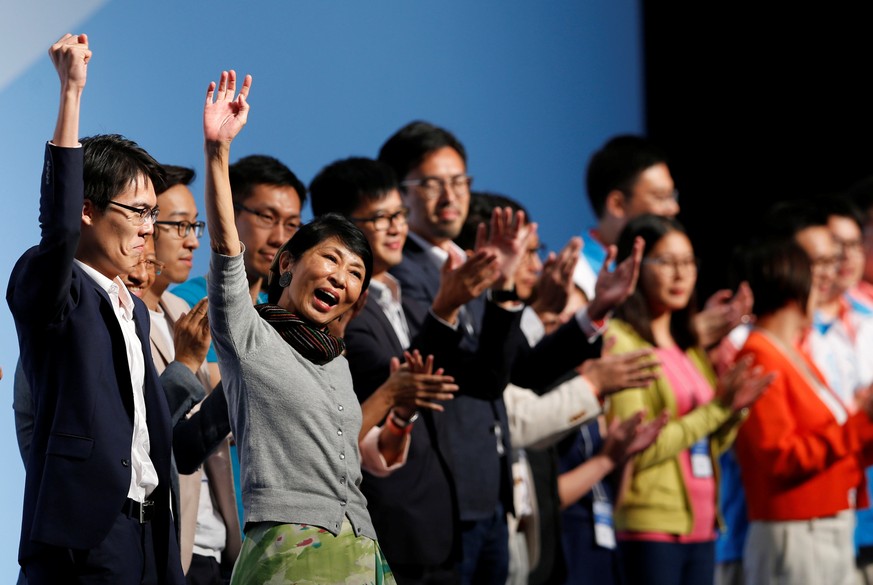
[642,6,873,297]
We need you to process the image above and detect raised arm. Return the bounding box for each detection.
[9,34,91,324]
[203,70,252,257]
[50,33,90,147]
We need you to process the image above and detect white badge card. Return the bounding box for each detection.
[690,438,713,478]
[593,499,616,550]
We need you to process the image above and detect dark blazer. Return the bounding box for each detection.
[7,145,182,583]
[345,295,460,566]
[390,237,604,522]
[390,238,517,523]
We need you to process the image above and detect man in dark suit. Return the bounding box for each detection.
[7,34,183,584]
[377,121,642,584]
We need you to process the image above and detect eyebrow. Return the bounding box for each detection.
[249,204,300,217]
[165,210,199,218]
[326,246,366,269]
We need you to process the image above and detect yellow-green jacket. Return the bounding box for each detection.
[605,319,739,535]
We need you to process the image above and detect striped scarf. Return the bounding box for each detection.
[254,304,345,365]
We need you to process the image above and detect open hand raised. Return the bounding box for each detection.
[204,70,252,145]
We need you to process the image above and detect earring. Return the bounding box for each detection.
[279,272,292,287]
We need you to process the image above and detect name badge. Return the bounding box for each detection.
[690,438,713,478]
[593,498,616,550]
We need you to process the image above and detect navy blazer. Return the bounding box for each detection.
[7,145,182,583]
[390,236,605,522]
[390,238,517,522]
[345,295,460,566]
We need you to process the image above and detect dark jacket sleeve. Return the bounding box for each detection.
[159,361,207,426]
[415,301,524,401]
[510,316,603,393]
[7,145,84,326]
[173,383,231,474]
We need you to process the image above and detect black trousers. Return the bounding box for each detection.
[24,512,158,585]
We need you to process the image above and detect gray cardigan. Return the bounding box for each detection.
[208,250,375,539]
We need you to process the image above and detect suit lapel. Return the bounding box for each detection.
[149,298,176,370]
[360,297,405,356]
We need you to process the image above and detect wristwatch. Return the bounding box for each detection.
[390,410,420,428]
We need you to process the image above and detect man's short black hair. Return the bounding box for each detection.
[586,135,668,218]
[81,134,165,209]
[160,165,196,194]
[378,121,467,182]
[847,176,873,216]
[763,199,829,241]
[811,194,864,231]
[229,155,307,206]
[309,157,398,218]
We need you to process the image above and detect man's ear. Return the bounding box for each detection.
[81,199,97,226]
[604,189,627,219]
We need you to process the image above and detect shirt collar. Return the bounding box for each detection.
[369,273,402,305]
[74,259,136,319]
[407,231,465,271]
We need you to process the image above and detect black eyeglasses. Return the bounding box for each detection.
[107,200,160,226]
[234,203,301,233]
[155,220,206,238]
[400,175,473,200]
[350,208,410,231]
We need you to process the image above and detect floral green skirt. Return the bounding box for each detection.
[230,518,396,585]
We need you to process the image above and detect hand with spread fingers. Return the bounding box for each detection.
[431,247,499,324]
[715,354,774,413]
[386,350,458,417]
[173,298,211,373]
[578,348,661,397]
[474,206,538,294]
[603,410,669,465]
[204,70,252,145]
[531,236,582,318]
[696,282,755,349]
[203,69,253,258]
[587,236,644,322]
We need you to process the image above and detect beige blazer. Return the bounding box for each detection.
[150,291,241,573]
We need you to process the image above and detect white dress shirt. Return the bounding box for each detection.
[75,260,158,501]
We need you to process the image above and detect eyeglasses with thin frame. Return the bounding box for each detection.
[642,255,698,274]
[350,207,410,231]
[107,200,160,226]
[400,175,473,200]
[155,220,206,239]
[234,203,301,233]
[136,256,165,276]
[833,237,863,256]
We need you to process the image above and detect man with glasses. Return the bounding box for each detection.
[174,154,305,309]
[378,121,639,585]
[144,165,241,584]
[7,34,183,583]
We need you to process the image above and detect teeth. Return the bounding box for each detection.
[315,289,338,306]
